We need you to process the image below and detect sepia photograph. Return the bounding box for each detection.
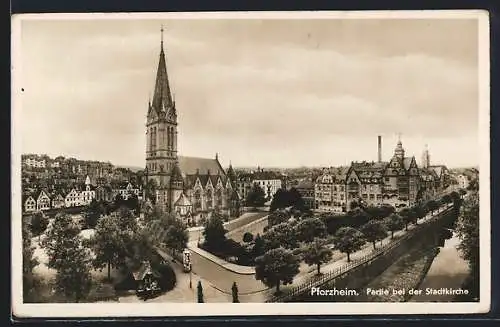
[11,11,490,317]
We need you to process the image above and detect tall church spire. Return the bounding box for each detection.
[152,25,174,115]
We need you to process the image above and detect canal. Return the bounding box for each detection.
[409,232,469,302]
[351,209,472,303]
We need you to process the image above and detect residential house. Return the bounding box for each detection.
[51,192,65,209]
[23,194,37,213]
[36,189,52,211]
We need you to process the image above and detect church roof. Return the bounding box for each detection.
[178,155,225,176]
[429,165,446,177]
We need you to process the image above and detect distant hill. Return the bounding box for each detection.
[116,165,143,173]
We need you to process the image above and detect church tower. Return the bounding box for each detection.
[145,27,179,211]
[421,144,430,169]
[394,134,405,160]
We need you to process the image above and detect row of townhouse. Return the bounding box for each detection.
[296,138,451,214]
[23,175,141,213]
[22,154,117,177]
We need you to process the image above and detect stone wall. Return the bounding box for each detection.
[226,215,269,243]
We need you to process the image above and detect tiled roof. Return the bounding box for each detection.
[178,156,225,176]
[174,192,192,207]
[403,157,415,170]
[297,179,314,189]
[132,261,161,281]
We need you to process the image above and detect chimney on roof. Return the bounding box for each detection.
[377,135,382,163]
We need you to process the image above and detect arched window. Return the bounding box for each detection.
[194,190,202,210]
[206,189,213,209]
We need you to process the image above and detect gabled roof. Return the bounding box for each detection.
[403,157,416,170]
[174,192,192,207]
[132,261,161,281]
[178,156,225,176]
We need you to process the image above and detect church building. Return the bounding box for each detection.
[144,28,239,225]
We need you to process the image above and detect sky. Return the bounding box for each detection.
[16,15,482,169]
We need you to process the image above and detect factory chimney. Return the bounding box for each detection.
[377,135,382,163]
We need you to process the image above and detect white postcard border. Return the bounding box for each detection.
[11,10,491,318]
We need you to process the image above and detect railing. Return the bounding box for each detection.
[266,205,453,303]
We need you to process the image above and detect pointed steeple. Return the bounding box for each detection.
[152,25,174,115]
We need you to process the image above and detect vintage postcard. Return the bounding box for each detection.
[11,10,490,318]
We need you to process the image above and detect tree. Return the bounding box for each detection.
[426,200,439,215]
[84,199,102,229]
[332,227,365,262]
[42,213,92,302]
[360,220,387,250]
[295,218,327,243]
[268,209,291,227]
[252,233,266,257]
[127,229,155,271]
[243,232,254,243]
[115,206,138,232]
[414,205,428,223]
[384,213,404,239]
[269,188,290,212]
[30,211,49,241]
[262,223,299,251]
[164,218,189,258]
[288,187,306,212]
[23,223,39,302]
[231,282,239,303]
[255,247,300,294]
[41,213,82,270]
[197,281,204,303]
[303,238,333,274]
[114,194,126,209]
[126,194,140,215]
[54,242,92,302]
[399,208,413,231]
[441,194,452,205]
[202,213,228,251]
[246,183,266,208]
[89,214,130,281]
[456,191,479,299]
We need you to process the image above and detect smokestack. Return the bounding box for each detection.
[377,135,382,163]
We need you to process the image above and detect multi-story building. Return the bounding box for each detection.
[22,154,48,169]
[95,185,114,202]
[114,181,140,200]
[296,178,315,210]
[252,169,283,200]
[65,188,82,207]
[314,167,348,213]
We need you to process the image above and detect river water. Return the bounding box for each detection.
[409,232,469,302]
